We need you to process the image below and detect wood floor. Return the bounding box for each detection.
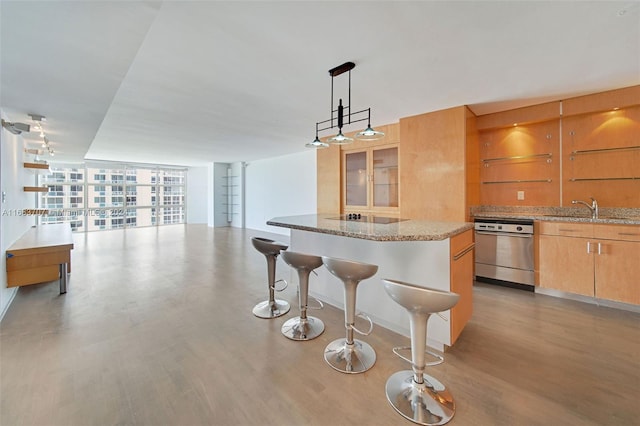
[1,225,638,426]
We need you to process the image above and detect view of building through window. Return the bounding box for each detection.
[39,164,186,232]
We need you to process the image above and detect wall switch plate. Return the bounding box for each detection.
[517,191,525,200]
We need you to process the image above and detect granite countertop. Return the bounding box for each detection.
[471,206,640,225]
[267,214,473,242]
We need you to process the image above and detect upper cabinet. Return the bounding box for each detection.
[343,145,399,213]
[316,123,399,215]
[399,106,478,221]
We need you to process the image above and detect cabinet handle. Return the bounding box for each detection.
[453,243,475,261]
[587,241,592,254]
[597,242,602,255]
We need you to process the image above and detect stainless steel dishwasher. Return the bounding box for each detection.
[474,218,534,290]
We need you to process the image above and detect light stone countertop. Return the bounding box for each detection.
[471,206,640,225]
[267,214,473,241]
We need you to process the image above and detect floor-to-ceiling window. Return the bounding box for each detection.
[39,163,186,232]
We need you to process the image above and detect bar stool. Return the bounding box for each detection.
[381,278,460,426]
[251,237,290,319]
[280,251,325,341]
[321,256,378,374]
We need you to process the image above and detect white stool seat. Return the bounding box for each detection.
[383,280,459,316]
[252,237,288,256]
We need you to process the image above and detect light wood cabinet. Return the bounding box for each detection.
[594,239,640,304]
[343,145,399,213]
[539,233,594,296]
[399,106,479,221]
[539,221,640,304]
[450,229,475,344]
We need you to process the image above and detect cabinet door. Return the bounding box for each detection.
[595,240,640,305]
[372,147,399,209]
[343,145,399,212]
[344,151,368,208]
[539,235,594,296]
[450,229,474,345]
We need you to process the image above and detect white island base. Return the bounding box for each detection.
[290,229,457,351]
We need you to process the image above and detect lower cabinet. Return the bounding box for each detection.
[594,239,640,305]
[450,229,475,343]
[539,221,640,305]
[539,233,594,296]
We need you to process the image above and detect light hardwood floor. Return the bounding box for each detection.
[1,225,639,426]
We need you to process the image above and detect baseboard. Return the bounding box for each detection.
[0,287,18,322]
[535,287,640,313]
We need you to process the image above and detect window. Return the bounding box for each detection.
[69,172,83,182]
[39,164,186,232]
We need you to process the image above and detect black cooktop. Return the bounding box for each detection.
[328,214,408,224]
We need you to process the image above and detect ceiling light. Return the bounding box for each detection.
[327,130,354,145]
[305,132,329,149]
[28,114,55,157]
[355,123,385,141]
[308,61,384,148]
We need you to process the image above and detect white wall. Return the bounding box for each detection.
[1,110,36,320]
[244,150,317,234]
[186,165,210,224]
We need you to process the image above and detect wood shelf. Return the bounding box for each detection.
[570,177,640,182]
[482,153,553,163]
[23,162,51,174]
[570,145,640,156]
[23,186,49,192]
[481,179,552,185]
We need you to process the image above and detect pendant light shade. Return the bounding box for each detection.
[307,61,384,148]
[327,131,354,145]
[305,135,329,149]
[355,125,385,141]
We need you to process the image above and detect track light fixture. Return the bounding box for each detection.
[29,114,55,156]
[308,61,384,148]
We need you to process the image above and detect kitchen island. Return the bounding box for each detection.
[267,214,475,350]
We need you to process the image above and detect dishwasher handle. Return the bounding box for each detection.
[475,231,533,238]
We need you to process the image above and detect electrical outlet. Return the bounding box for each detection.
[517,191,525,201]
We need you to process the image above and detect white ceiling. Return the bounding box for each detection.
[2,1,639,167]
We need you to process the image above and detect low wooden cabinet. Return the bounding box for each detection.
[539,221,640,304]
[450,229,475,343]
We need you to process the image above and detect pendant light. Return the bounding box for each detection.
[307,61,384,148]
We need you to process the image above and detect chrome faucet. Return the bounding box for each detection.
[572,197,599,219]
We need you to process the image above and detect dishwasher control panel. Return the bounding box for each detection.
[474,219,533,234]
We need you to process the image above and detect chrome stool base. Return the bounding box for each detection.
[281,316,325,341]
[324,338,376,373]
[252,299,290,319]
[385,370,455,426]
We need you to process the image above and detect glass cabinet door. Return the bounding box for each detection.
[372,147,399,208]
[345,151,368,207]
